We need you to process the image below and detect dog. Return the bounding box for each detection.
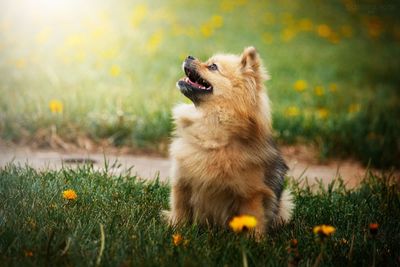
[164,47,294,237]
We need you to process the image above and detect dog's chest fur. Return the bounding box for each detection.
[170,104,270,225]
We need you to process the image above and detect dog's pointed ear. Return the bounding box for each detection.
[240,46,260,72]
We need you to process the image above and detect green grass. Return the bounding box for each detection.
[0,0,399,167]
[0,164,399,266]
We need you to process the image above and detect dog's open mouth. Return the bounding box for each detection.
[182,66,212,91]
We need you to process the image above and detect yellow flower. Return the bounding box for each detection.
[24,250,34,257]
[220,0,246,12]
[100,47,119,60]
[15,58,27,69]
[317,24,331,38]
[294,80,308,92]
[200,23,214,37]
[65,34,84,47]
[172,234,183,246]
[62,189,77,200]
[364,16,383,39]
[313,224,336,237]
[130,4,148,28]
[317,108,329,119]
[369,223,379,236]
[49,99,63,114]
[146,30,164,53]
[329,83,338,92]
[229,215,257,233]
[200,15,224,38]
[328,32,340,44]
[211,15,223,28]
[109,64,121,77]
[298,18,313,31]
[348,103,360,113]
[220,0,235,12]
[314,86,324,96]
[285,106,300,117]
[281,27,296,42]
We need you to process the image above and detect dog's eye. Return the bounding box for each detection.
[208,63,218,71]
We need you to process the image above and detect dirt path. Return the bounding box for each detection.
[0,143,377,188]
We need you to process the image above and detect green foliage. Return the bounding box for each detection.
[0,164,399,266]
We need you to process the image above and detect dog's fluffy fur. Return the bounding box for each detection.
[164,47,294,237]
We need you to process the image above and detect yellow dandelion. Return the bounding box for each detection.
[211,15,223,28]
[343,0,358,13]
[313,224,336,237]
[74,50,86,63]
[100,47,119,60]
[146,30,164,53]
[49,99,63,114]
[109,64,121,77]
[281,27,297,42]
[364,16,383,39]
[317,24,331,38]
[220,0,235,12]
[328,32,340,44]
[172,234,183,246]
[24,250,33,257]
[285,106,300,117]
[200,23,214,37]
[317,108,329,119]
[348,103,360,113]
[130,4,148,28]
[314,86,324,96]
[369,223,379,236]
[91,26,106,39]
[262,32,274,44]
[298,18,313,31]
[293,80,308,92]
[65,34,84,47]
[329,83,338,92]
[229,215,257,233]
[62,189,77,200]
[219,0,246,12]
[14,58,27,69]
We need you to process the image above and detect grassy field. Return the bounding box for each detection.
[0,0,399,168]
[0,164,399,266]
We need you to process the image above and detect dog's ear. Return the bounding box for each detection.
[240,46,261,72]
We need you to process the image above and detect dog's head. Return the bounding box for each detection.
[177,47,269,110]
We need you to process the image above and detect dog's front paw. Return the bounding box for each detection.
[161,210,187,227]
[161,209,172,224]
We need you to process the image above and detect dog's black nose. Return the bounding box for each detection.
[187,55,195,60]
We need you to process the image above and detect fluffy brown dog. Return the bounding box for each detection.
[164,47,294,237]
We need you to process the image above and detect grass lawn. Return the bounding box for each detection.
[0,0,399,168]
[0,164,399,266]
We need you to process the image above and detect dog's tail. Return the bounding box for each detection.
[277,189,294,223]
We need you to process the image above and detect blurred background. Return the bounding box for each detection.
[0,0,399,168]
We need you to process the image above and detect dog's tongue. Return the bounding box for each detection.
[185,77,204,89]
